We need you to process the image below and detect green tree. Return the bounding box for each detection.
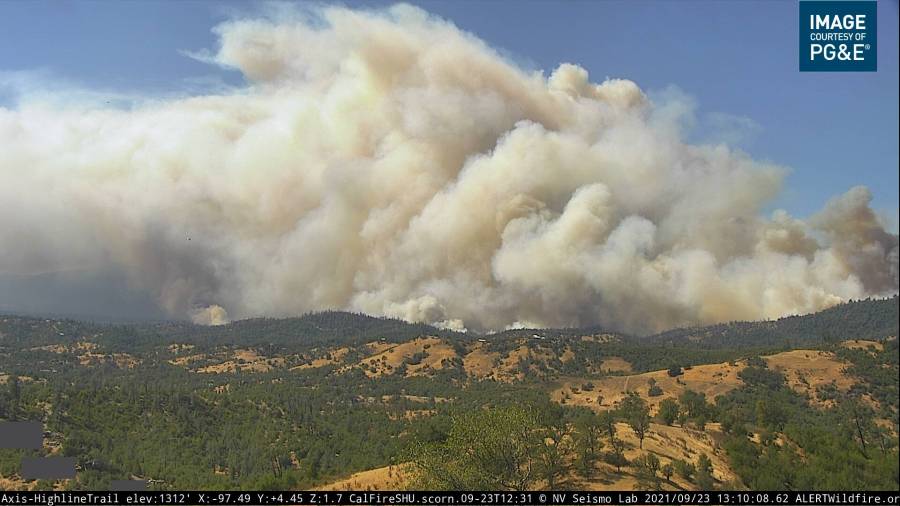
[697,453,713,475]
[4,375,20,420]
[695,453,716,488]
[840,396,877,458]
[648,378,663,397]
[755,399,788,431]
[620,392,651,449]
[598,410,617,444]
[603,440,628,473]
[674,459,695,482]
[536,409,573,490]
[634,453,662,490]
[658,398,679,426]
[409,405,540,491]
[679,390,712,429]
[661,462,674,482]
[574,411,603,478]
[696,467,716,490]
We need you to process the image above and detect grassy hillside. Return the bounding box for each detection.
[0,298,897,491]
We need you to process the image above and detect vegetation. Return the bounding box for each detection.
[657,398,680,426]
[619,392,651,449]
[650,296,898,349]
[0,297,897,490]
[716,360,899,490]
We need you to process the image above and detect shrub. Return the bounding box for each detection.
[674,459,695,481]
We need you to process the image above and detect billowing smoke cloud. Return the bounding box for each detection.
[190,304,230,326]
[0,4,896,334]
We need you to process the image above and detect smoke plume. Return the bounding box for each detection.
[0,4,896,334]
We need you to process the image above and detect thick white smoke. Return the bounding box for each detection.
[0,4,896,334]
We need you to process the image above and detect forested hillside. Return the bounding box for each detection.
[648,296,898,348]
[1,298,897,491]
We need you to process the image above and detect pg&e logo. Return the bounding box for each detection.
[800,1,877,72]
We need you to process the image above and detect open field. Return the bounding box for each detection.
[195,348,285,373]
[553,349,858,414]
[553,361,746,413]
[314,465,409,491]
[763,350,855,406]
[462,343,500,378]
[840,339,884,351]
[357,337,458,378]
[291,347,350,370]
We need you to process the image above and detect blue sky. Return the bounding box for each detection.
[1,0,897,224]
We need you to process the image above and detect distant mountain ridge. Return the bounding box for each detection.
[1,296,896,352]
[644,296,898,348]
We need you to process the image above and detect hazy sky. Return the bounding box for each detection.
[0,1,897,322]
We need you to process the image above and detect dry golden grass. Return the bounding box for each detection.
[314,464,409,491]
[381,394,449,403]
[73,342,99,352]
[463,343,528,382]
[29,341,99,354]
[565,422,735,490]
[29,344,69,353]
[462,344,500,378]
[493,343,556,381]
[599,357,633,374]
[554,361,745,414]
[0,374,34,384]
[195,362,236,373]
[167,343,196,353]
[408,341,457,377]
[556,349,858,413]
[196,348,283,374]
[365,341,395,354]
[763,350,855,407]
[78,352,140,368]
[25,341,139,369]
[314,421,734,491]
[77,352,103,366]
[840,339,884,351]
[0,476,31,491]
[169,353,207,366]
[580,334,618,343]
[198,361,269,373]
[388,409,437,421]
[501,344,531,373]
[112,353,141,368]
[234,349,263,362]
[291,347,350,371]
[357,337,458,378]
[0,476,70,491]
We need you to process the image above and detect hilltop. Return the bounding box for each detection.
[0,297,897,491]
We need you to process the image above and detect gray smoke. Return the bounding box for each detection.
[0,4,896,333]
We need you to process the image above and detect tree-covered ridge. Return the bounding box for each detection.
[646,296,898,348]
[0,310,468,355]
[2,296,894,353]
[1,297,898,490]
